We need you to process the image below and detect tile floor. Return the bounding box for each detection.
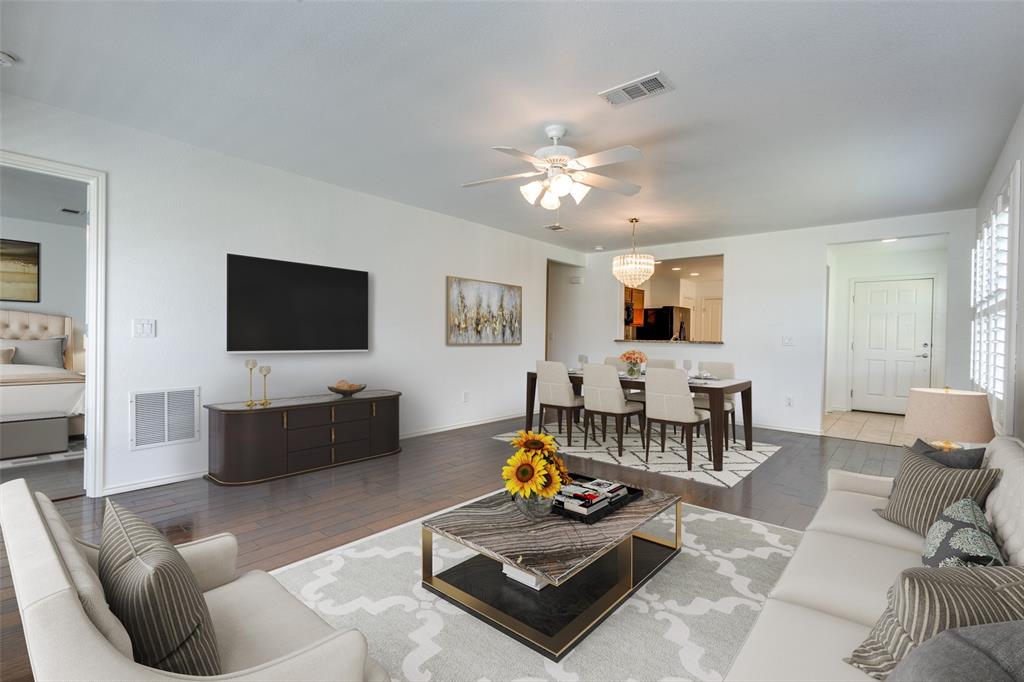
[822,410,916,446]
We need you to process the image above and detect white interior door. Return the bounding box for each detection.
[851,279,933,414]
[702,298,723,343]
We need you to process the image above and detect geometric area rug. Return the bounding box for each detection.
[273,501,801,681]
[492,427,781,489]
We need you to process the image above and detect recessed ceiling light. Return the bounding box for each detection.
[0,51,17,67]
[594,245,605,251]
[689,272,700,276]
[881,238,898,243]
[671,267,681,271]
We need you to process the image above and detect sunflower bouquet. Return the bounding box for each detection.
[502,430,571,499]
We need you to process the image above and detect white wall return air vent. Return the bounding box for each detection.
[130,386,200,451]
[598,71,673,107]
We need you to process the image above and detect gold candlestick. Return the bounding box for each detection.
[244,359,258,407]
[258,365,272,406]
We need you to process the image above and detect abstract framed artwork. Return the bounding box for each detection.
[446,276,522,345]
[0,239,40,302]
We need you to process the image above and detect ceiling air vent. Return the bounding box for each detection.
[544,223,568,232]
[130,387,200,450]
[598,71,673,107]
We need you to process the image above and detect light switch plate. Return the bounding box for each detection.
[781,336,795,346]
[132,319,157,338]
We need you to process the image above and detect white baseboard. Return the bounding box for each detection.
[751,422,824,436]
[100,469,207,497]
[400,412,530,439]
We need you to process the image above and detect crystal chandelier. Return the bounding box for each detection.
[612,218,655,288]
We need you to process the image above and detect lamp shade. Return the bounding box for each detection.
[903,388,995,444]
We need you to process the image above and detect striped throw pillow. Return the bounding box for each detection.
[876,449,1001,536]
[846,565,1024,679]
[98,500,221,675]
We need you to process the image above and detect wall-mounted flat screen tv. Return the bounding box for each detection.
[226,254,368,352]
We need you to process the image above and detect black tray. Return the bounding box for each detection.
[551,474,644,524]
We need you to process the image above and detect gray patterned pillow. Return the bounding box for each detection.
[876,449,1001,536]
[922,498,1005,568]
[98,500,221,675]
[846,565,1024,679]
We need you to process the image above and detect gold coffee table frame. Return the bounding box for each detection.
[421,500,681,660]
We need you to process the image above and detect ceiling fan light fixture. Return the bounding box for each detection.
[539,190,561,211]
[548,171,574,198]
[612,218,655,288]
[519,180,544,205]
[569,182,591,205]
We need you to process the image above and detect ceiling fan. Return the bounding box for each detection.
[462,124,642,210]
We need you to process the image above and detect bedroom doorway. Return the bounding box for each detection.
[0,153,107,499]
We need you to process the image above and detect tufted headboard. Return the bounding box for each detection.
[0,310,74,369]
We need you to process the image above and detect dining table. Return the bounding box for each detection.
[525,370,752,471]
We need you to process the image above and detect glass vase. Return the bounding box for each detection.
[627,362,642,378]
[513,494,554,521]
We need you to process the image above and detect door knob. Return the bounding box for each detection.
[915,353,929,359]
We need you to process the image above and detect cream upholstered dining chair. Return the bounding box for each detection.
[645,358,676,369]
[693,361,738,446]
[603,356,627,371]
[644,368,712,467]
[536,361,585,446]
[582,363,645,456]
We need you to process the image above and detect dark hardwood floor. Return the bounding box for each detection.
[0,415,901,681]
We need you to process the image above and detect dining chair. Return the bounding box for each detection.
[605,356,643,420]
[693,360,738,447]
[582,363,645,456]
[643,368,712,467]
[536,361,585,446]
[603,356,627,371]
[645,358,676,369]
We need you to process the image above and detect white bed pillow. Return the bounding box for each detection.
[0,336,66,368]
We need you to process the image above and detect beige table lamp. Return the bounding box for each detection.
[903,388,996,450]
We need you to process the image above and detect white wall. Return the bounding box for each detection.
[0,216,87,369]
[824,241,948,412]
[558,209,975,435]
[976,103,1024,436]
[1,95,583,494]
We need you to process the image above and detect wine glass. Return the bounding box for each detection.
[258,365,272,406]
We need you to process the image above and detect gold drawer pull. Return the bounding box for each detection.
[331,405,335,422]
[372,402,376,417]
[331,427,336,443]
[282,411,288,429]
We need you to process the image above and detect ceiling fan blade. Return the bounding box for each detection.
[570,171,641,196]
[461,170,545,188]
[567,145,642,170]
[492,146,546,166]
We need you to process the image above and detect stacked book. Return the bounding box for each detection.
[554,479,629,517]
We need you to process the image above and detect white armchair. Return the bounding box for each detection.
[0,478,388,682]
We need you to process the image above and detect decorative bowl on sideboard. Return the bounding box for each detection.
[328,384,367,397]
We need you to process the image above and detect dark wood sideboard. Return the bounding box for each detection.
[204,390,401,485]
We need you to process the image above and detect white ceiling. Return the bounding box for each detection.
[1,1,1021,251]
[828,233,949,258]
[0,166,88,228]
[656,255,724,281]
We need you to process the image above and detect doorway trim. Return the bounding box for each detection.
[1,150,107,497]
[844,273,942,413]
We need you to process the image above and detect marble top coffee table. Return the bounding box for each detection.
[421,484,681,661]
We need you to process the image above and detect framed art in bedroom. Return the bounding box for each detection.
[446,276,522,346]
[0,239,41,303]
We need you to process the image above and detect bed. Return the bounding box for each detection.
[0,311,85,459]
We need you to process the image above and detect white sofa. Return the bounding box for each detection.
[726,436,1024,681]
[0,478,389,681]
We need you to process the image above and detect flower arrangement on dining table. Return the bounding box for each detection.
[620,349,648,377]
